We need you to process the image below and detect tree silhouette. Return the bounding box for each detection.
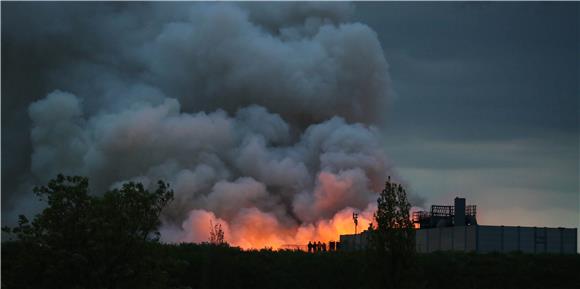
[368,176,415,288]
[2,174,174,289]
[209,220,226,245]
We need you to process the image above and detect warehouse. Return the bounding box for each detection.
[340,197,577,254]
[415,224,577,253]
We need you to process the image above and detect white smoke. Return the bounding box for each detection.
[22,3,417,247]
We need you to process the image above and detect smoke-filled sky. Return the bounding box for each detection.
[2,2,578,247]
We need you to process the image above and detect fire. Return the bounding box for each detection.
[161,169,384,250]
[169,204,377,250]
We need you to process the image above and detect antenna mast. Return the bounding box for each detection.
[353,212,359,235]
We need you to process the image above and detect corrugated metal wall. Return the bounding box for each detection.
[416,226,477,253]
[415,225,577,254]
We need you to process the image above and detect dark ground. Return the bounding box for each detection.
[164,244,580,289]
[4,242,578,289]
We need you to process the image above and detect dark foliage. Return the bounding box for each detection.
[414,251,580,289]
[146,244,580,289]
[2,174,174,289]
[4,240,580,289]
[367,177,416,288]
[162,243,373,289]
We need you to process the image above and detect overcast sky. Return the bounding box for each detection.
[2,2,578,231]
[355,2,579,228]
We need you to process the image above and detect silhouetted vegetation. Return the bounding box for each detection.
[2,174,174,289]
[4,240,580,289]
[2,175,579,289]
[167,245,580,289]
[209,220,225,245]
[367,176,416,288]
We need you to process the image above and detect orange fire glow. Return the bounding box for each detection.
[174,204,377,250]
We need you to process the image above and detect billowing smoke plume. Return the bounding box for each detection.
[7,2,418,248]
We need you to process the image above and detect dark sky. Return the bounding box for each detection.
[355,2,579,228]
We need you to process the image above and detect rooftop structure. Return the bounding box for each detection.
[412,197,477,228]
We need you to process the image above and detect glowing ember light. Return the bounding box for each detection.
[164,203,377,250]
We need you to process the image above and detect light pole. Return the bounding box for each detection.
[353,212,359,250]
[352,212,359,235]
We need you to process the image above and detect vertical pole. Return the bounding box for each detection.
[353,212,359,235]
[353,212,358,250]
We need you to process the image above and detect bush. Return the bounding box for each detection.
[2,174,174,289]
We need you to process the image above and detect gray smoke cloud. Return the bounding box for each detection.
[3,2,419,247]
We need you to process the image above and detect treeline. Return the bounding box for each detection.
[2,175,579,289]
[162,244,580,289]
[4,242,580,289]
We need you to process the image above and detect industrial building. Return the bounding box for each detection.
[340,197,577,254]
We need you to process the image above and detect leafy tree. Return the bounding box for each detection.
[2,174,174,289]
[368,176,415,288]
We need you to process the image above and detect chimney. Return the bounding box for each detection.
[454,197,466,226]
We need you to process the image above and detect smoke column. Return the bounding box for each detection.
[6,2,420,248]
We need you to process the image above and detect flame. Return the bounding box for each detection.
[159,168,385,250]
[170,203,377,250]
